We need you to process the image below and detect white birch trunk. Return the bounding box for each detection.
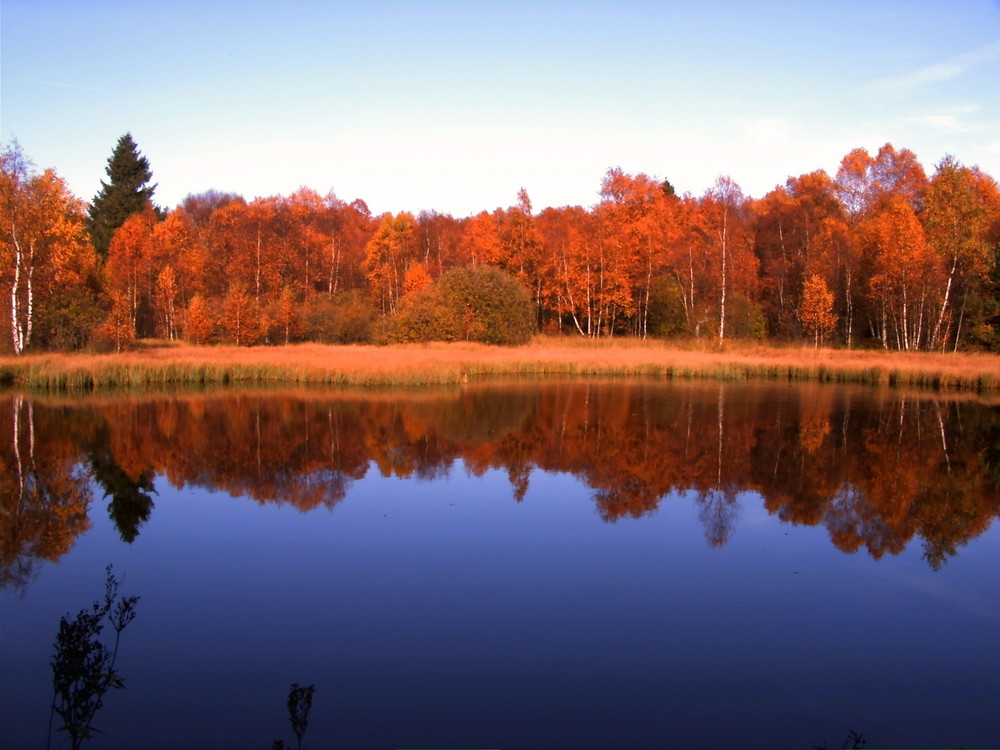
[11,235,23,354]
[931,254,957,351]
[718,208,728,348]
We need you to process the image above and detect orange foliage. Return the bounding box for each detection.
[12,139,1000,352]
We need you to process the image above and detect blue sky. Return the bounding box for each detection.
[3,1,999,217]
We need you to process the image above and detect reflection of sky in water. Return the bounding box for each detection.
[4,460,999,750]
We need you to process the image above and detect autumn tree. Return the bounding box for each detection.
[809,216,858,346]
[800,274,837,347]
[271,285,300,344]
[151,208,203,309]
[459,211,504,267]
[94,295,136,353]
[283,188,330,301]
[835,144,936,348]
[323,195,374,295]
[416,211,463,276]
[1,142,97,354]
[587,171,645,336]
[701,177,757,346]
[220,280,259,346]
[923,157,1000,350]
[181,190,240,227]
[183,294,215,344]
[153,265,179,340]
[663,196,714,336]
[862,196,937,350]
[363,212,418,314]
[87,133,157,261]
[403,261,433,296]
[536,205,595,335]
[497,189,546,322]
[835,148,876,221]
[594,169,677,338]
[206,198,280,304]
[103,209,156,338]
[871,143,928,212]
[754,171,844,339]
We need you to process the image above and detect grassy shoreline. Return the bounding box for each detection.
[0,338,998,392]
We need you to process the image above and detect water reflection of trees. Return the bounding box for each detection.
[0,396,92,592]
[2,383,998,586]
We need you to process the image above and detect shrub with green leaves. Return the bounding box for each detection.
[302,291,377,344]
[381,265,535,345]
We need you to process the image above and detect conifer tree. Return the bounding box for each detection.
[87,133,156,260]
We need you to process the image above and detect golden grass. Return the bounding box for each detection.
[0,337,998,392]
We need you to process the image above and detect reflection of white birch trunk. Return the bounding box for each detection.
[716,385,724,488]
[12,395,35,498]
[698,385,740,547]
[255,406,262,475]
[28,399,34,464]
[13,395,23,491]
[935,401,951,474]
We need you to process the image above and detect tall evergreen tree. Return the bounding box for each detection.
[87,133,156,260]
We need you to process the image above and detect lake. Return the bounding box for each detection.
[2,381,999,749]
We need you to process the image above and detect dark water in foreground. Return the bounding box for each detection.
[2,382,999,749]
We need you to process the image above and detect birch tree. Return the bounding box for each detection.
[923,157,1000,350]
[1,143,93,354]
[702,177,752,347]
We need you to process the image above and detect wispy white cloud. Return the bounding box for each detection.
[865,40,1000,97]
[904,105,984,134]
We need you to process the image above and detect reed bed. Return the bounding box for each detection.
[1,339,998,392]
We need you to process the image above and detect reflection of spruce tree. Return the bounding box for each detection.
[86,425,156,543]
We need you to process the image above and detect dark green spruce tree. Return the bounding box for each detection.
[87,133,157,260]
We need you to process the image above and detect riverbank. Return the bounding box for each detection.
[1,338,997,391]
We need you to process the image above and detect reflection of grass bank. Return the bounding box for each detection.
[1,338,998,392]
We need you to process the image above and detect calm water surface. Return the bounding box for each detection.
[2,382,999,749]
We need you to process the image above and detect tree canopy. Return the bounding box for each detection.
[1,142,99,355]
[87,133,157,260]
[4,138,1000,353]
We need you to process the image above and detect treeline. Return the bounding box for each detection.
[2,137,1000,354]
[4,385,999,591]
